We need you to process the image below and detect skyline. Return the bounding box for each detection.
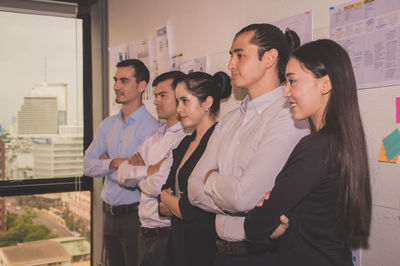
[0,11,83,128]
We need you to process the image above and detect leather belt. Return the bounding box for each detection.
[216,238,249,256]
[140,226,171,238]
[103,202,138,216]
[216,237,276,256]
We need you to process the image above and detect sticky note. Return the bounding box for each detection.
[382,129,400,161]
[396,97,400,124]
[378,138,398,163]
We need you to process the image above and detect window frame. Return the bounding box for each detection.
[0,0,97,264]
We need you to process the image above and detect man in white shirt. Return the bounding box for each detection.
[118,71,186,266]
[188,24,309,266]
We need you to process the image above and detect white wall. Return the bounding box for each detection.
[107,1,400,265]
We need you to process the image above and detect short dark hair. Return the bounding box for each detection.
[236,24,300,83]
[116,59,150,84]
[152,71,185,88]
[292,39,371,243]
[173,71,232,116]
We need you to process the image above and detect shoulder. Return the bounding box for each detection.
[95,114,119,134]
[293,130,332,157]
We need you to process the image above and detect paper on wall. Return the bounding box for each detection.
[108,44,128,74]
[382,128,400,161]
[396,97,400,123]
[179,57,207,74]
[273,10,313,45]
[155,26,171,75]
[330,0,400,89]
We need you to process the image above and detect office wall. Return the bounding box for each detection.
[107,0,400,265]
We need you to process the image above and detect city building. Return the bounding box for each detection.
[0,240,71,266]
[33,124,83,179]
[51,237,90,264]
[17,96,58,135]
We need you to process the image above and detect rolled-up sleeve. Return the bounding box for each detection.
[84,122,113,178]
[139,156,174,197]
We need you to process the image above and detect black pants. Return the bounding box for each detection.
[214,251,278,266]
[137,230,169,266]
[103,207,139,266]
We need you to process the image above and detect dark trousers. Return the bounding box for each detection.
[214,251,278,266]
[137,230,169,266]
[103,207,140,266]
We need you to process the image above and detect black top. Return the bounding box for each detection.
[162,123,217,266]
[244,128,353,266]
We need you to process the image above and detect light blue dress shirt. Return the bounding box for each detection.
[84,105,160,206]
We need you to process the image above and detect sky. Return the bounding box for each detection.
[0,11,83,129]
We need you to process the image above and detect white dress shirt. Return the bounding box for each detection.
[118,122,186,228]
[188,86,310,241]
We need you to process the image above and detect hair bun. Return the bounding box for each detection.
[285,28,300,52]
[213,71,232,100]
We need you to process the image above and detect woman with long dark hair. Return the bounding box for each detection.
[159,71,231,266]
[244,39,372,266]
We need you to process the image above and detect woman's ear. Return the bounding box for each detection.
[321,75,332,95]
[202,96,213,111]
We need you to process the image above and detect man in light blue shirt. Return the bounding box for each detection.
[84,59,160,266]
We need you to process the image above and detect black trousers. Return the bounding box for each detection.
[137,230,169,266]
[214,251,278,266]
[103,206,140,266]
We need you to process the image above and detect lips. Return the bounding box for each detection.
[289,101,297,109]
[231,72,239,79]
[180,115,187,120]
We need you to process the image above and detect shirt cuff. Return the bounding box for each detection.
[135,165,148,178]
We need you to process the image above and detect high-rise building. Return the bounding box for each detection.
[17,96,58,135]
[33,124,83,179]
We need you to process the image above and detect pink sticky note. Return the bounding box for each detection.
[397,97,400,124]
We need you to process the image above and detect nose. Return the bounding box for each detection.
[228,56,236,71]
[283,83,291,98]
[154,96,159,105]
[177,101,183,113]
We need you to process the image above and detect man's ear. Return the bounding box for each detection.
[138,80,147,93]
[262,48,279,69]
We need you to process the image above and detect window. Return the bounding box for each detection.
[0,10,83,180]
[0,0,95,264]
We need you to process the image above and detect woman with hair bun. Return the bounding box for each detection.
[187,24,309,266]
[244,39,372,266]
[159,71,232,266]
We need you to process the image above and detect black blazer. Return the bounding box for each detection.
[162,123,217,225]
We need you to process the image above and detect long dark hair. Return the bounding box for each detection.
[291,39,371,242]
[173,71,232,116]
[236,24,300,82]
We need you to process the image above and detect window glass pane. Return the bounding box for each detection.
[0,192,91,265]
[0,11,83,180]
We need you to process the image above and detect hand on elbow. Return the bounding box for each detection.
[270,215,289,239]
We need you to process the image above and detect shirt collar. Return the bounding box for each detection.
[158,121,184,136]
[118,105,147,124]
[240,86,284,114]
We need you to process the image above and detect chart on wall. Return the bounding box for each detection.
[330,0,400,89]
[273,11,313,45]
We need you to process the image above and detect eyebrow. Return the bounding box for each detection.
[285,72,294,77]
[229,48,244,55]
[155,90,168,96]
